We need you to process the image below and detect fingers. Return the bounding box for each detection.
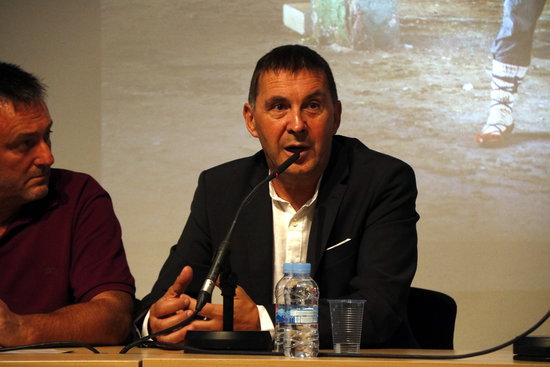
[149,266,196,338]
[233,286,260,330]
[154,316,226,344]
[150,293,191,320]
[197,286,260,331]
[197,302,223,320]
[153,311,224,344]
[188,317,223,331]
[151,266,195,321]
[193,290,253,319]
[166,266,193,297]
[155,319,196,344]
[234,285,254,302]
[150,308,194,336]
[150,280,261,344]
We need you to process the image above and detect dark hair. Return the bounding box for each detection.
[247,45,338,107]
[0,62,46,104]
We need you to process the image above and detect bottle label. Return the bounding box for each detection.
[287,306,318,324]
[276,304,286,323]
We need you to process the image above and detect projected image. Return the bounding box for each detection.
[286,0,547,146]
[100,0,549,347]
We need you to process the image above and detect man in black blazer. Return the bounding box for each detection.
[138,45,419,348]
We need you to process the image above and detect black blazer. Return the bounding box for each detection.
[138,135,419,348]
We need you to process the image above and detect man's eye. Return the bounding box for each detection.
[18,139,37,151]
[307,102,320,109]
[273,104,285,110]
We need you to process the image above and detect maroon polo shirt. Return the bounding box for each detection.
[0,169,135,314]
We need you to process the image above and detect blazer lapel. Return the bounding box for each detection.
[238,162,274,304]
[307,142,350,275]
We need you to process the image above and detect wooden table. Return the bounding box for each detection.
[0,346,140,367]
[0,346,544,366]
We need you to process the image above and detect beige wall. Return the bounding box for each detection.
[0,0,101,178]
[1,0,548,351]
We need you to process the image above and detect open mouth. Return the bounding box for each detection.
[285,146,307,154]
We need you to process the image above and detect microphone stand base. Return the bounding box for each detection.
[185,330,272,351]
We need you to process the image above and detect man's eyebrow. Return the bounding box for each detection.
[264,90,326,106]
[304,90,325,100]
[264,96,288,107]
[13,121,53,140]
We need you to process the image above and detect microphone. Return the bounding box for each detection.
[195,151,300,313]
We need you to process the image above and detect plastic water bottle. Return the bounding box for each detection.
[274,263,294,352]
[283,262,319,358]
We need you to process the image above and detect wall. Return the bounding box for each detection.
[0,0,101,178]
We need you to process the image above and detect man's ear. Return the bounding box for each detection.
[243,103,259,138]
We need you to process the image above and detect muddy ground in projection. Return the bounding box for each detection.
[102,0,550,322]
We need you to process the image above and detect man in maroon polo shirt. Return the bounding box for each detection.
[0,62,135,347]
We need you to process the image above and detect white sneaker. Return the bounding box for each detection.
[476,105,514,145]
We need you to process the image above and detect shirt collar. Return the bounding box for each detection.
[268,175,322,210]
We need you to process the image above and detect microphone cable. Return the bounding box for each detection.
[169,308,549,360]
[119,309,200,354]
[316,308,549,360]
[2,308,546,357]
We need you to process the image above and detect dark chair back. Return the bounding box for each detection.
[407,287,457,349]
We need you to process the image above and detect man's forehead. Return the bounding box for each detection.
[0,100,18,127]
[258,69,328,93]
[260,68,326,81]
[0,100,51,131]
[0,99,48,116]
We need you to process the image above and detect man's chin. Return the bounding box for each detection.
[281,164,320,181]
[24,186,50,202]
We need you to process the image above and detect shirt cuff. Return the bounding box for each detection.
[258,305,275,338]
[141,309,151,337]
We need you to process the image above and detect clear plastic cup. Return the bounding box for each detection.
[328,299,366,353]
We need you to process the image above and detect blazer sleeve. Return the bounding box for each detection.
[357,161,418,347]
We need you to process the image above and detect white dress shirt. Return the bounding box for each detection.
[256,179,320,332]
[269,179,319,299]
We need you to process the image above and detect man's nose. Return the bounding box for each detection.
[287,109,306,134]
[35,140,55,166]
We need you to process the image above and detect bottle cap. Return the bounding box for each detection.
[283,262,294,274]
[293,262,311,274]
